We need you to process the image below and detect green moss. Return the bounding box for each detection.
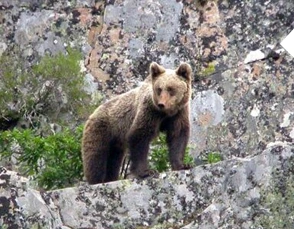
[101,53,110,60]
[199,62,216,77]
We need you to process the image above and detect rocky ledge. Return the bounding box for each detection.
[1,142,293,228]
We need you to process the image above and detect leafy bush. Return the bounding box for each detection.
[0,47,99,131]
[0,51,30,124]
[32,48,88,117]
[150,133,194,172]
[0,125,84,190]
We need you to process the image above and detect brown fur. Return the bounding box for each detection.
[82,62,192,184]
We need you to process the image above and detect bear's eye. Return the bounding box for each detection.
[157,87,162,95]
[167,87,175,96]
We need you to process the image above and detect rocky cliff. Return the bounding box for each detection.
[0,0,294,228]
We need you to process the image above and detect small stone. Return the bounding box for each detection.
[244,50,265,64]
[290,128,294,139]
[280,112,293,128]
[250,104,260,117]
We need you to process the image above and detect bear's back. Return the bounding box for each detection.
[90,81,154,141]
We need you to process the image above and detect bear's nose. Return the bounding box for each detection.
[158,103,165,109]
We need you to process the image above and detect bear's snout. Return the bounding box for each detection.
[157,91,169,109]
[158,103,165,109]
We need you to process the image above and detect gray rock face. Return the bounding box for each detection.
[0,0,294,228]
[190,90,225,157]
[1,143,293,228]
[105,0,183,42]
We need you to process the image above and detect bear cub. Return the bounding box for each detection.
[82,62,192,184]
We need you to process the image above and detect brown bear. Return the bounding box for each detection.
[82,62,192,184]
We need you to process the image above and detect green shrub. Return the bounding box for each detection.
[203,152,222,164]
[0,51,30,121]
[0,125,84,190]
[0,47,103,190]
[0,47,99,131]
[150,133,194,172]
[32,48,88,117]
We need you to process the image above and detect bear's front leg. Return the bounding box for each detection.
[127,121,158,179]
[166,109,191,170]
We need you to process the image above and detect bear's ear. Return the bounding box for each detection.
[176,63,192,81]
[150,62,165,79]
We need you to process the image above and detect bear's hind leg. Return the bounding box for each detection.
[105,141,125,182]
[84,148,109,184]
[82,118,110,184]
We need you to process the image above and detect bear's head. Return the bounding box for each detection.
[150,62,192,116]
